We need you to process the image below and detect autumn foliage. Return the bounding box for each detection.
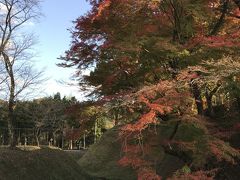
[117,80,189,179]
[60,0,240,179]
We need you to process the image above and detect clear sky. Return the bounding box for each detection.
[31,0,91,100]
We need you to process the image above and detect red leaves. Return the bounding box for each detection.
[118,155,161,180]
[141,96,174,115]
[208,139,239,164]
[119,156,151,168]
[177,70,199,81]
[137,167,161,180]
[233,7,240,17]
[143,24,159,34]
[65,128,82,141]
[187,30,240,48]
[122,144,143,154]
[171,170,215,180]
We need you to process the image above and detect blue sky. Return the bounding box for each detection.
[31,0,90,100]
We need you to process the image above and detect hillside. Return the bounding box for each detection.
[0,148,89,180]
[78,116,240,180]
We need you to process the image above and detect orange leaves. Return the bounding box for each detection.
[137,110,157,129]
[177,70,199,81]
[149,103,172,115]
[137,81,175,101]
[137,81,181,116]
[118,80,189,179]
[139,95,175,113]
[95,0,111,19]
[120,110,157,133]
[120,80,185,135]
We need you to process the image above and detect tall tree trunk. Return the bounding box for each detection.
[2,52,16,147]
[35,129,40,147]
[8,73,16,148]
[7,113,14,147]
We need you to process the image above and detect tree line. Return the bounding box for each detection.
[0,92,110,149]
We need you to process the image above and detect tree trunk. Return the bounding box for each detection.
[35,135,40,147]
[206,92,214,117]
[7,115,14,147]
[210,0,229,35]
[114,110,119,126]
[205,83,221,117]
[8,101,17,148]
[2,52,16,147]
[69,140,73,150]
[61,131,64,149]
[190,81,203,115]
[94,120,97,143]
[18,130,21,145]
[83,133,86,149]
[235,97,240,113]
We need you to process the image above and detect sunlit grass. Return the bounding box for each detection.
[17,145,41,151]
[0,145,62,151]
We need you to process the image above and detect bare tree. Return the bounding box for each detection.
[0,0,43,147]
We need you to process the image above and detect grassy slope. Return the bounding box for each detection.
[0,148,89,180]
